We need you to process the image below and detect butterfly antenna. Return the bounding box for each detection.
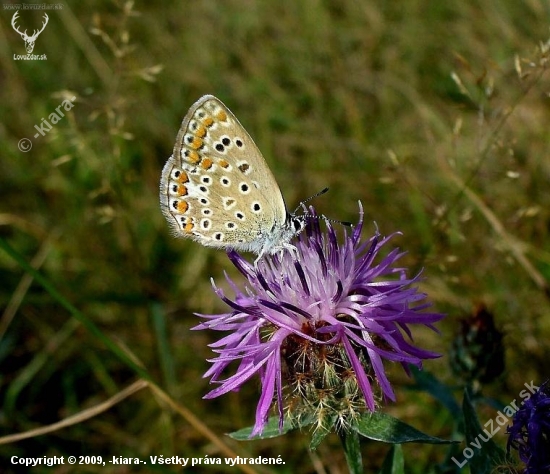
[294,187,353,227]
[293,187,329,213]
[322,216,353,227]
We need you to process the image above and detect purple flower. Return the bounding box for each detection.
[507,381,550,474]
[193,204,444,436]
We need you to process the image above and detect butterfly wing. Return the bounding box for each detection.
[160,95,289,254]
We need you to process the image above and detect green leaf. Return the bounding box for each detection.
[460,386,507,474]
[151,302,177,393]
[409,366,467,472]
[379,444,404,474]
[228,414,314,440]
[353,412,456,444]
[339,430,363,474]
[409,365,462,418]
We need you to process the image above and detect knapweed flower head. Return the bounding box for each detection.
[450,303,505,385]
[507,381,550,474]
[193,204,444,436]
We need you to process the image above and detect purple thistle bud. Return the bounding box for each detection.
[507,381,550,474]
[193,204,444,436]
[450,303,505,385]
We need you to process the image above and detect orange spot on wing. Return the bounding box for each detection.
[195,125,207,138]
[184,222,194,233]
[178,185,188,196]
[201,158,213,170]
[190,137,203,149]
[177,201,189,213]
[186,151,200,164]
[216,110,227,122]
[218,159,229,168]
[203,117,214,127]
[177,171,189,183]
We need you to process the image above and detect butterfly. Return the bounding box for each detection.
[160,95,306,261]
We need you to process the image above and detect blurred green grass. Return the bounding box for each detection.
[1,1,549,472]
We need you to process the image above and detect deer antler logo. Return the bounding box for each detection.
[11,11,49,54]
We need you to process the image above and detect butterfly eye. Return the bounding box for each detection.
[292,218,305,232]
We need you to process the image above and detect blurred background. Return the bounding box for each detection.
[1,1,549,472]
